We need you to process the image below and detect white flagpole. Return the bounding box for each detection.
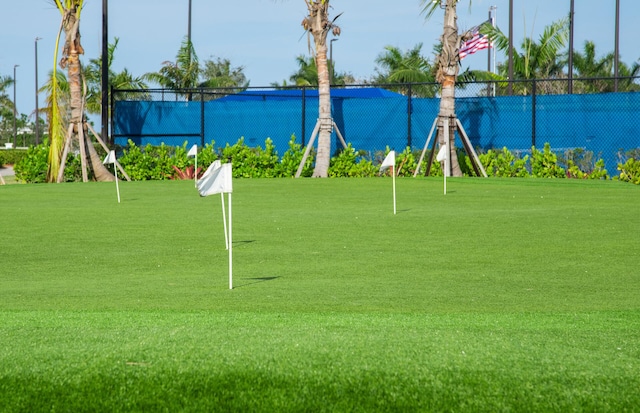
[221,193,229,249]
[113,162,121,203]
[228,193,233,290]
[392,165,397,215]
[443,118,449,195]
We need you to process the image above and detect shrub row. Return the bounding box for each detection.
[12,137,640,184]
[0,149,28,167]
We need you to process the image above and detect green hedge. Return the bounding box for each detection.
[11,136,640,184]
[0,149,28,166]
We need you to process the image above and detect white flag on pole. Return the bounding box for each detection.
[196,161,234,289]
[380,150,396,172]
[200,160,221,178]
[380,150,397,215]
[103,150,116,165]
[102,150,120,203]
[187,144,198,187]
[436,145,447,162]
[197,162,232,196]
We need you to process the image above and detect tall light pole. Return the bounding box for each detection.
[13,64,19,147]
[507,0,513,95]
[35,37,42,145]
[614,0,620,92]
[330,38,339,85]
[102,0,109,144]
[188,0,192,46]
[568,0,574,94]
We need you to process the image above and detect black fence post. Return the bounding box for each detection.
[200,89,205,147]
[109,85,114,146]
[531,80,537,149]
[407,83,412,148]
[301,86,306,147]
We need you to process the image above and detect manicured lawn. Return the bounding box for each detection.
[1,178,639,411]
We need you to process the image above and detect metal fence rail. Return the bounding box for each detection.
[112,77,640,173]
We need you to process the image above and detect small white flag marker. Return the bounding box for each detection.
[187,144,198,187]
[197,161,234,289]
[103,150,120,203]
[380,151,397,215]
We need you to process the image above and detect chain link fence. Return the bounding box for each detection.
[113,77,640,173]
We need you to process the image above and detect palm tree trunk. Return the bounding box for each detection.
[58,6,113,183]
[436,0,463,176]
[313,43,332,178]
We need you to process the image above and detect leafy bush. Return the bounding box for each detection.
[617,158,640,184]
[396,147,419,177]
[119,140,156,180]
[480,147,529,178]
[277,135,313,178]
[197,142,219,171]
[0,151,4,167]
[119,141,178,180]
[531,143,565,178]
[14,143,82,183]
[219,137,292,178]
[328,144,377,177]
[0,149,28,166]
[562,148,609,179]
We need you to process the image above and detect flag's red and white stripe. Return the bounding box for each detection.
[459,25,491,60]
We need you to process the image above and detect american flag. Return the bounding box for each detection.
[459,22,491,60]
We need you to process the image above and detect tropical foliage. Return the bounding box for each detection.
[483,17,570,94]
[372,44,438,97]
[0,75,16,144]
[569,41,640,93]
[84,37,148,115]
[272,55,353,88]
[144,38,249,100]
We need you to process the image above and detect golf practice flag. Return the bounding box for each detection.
[197,162,232,196]
[102,150,120,203]
[436,140,449,195]
[380,150,397,215]
[196,161,234,289]
[187,144,198,187]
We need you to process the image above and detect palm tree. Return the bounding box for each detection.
[84,37,148,115]
[372,44,438,97]
[49,0,113,183]
[301,0,342,178]
[570,41,640,92]
[419,0,472,176]
[0,76,16,143]
[199,57,249,90]
[483,17,569,94]
[144,37,200,100]
[274,55,350,87]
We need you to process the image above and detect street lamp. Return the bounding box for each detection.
[614,0,620,91]
[13,64,19,147]
[568,0,574,94]
[507,0,513,95]
[102,0,109,144]
[330,38,339,85]
[188,0,192,46]
[35,37,42,145]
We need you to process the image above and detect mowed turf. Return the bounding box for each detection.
[1,178,639,411]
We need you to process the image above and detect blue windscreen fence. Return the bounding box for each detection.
[113,87,640,173]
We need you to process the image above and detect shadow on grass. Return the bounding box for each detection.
[234,276,280,288]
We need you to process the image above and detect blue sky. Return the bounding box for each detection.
[1,0,637,127]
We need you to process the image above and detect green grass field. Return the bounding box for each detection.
[1,177,639,412]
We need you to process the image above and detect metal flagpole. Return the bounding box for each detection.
[228,193,233,289]
[221,193,228,249]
